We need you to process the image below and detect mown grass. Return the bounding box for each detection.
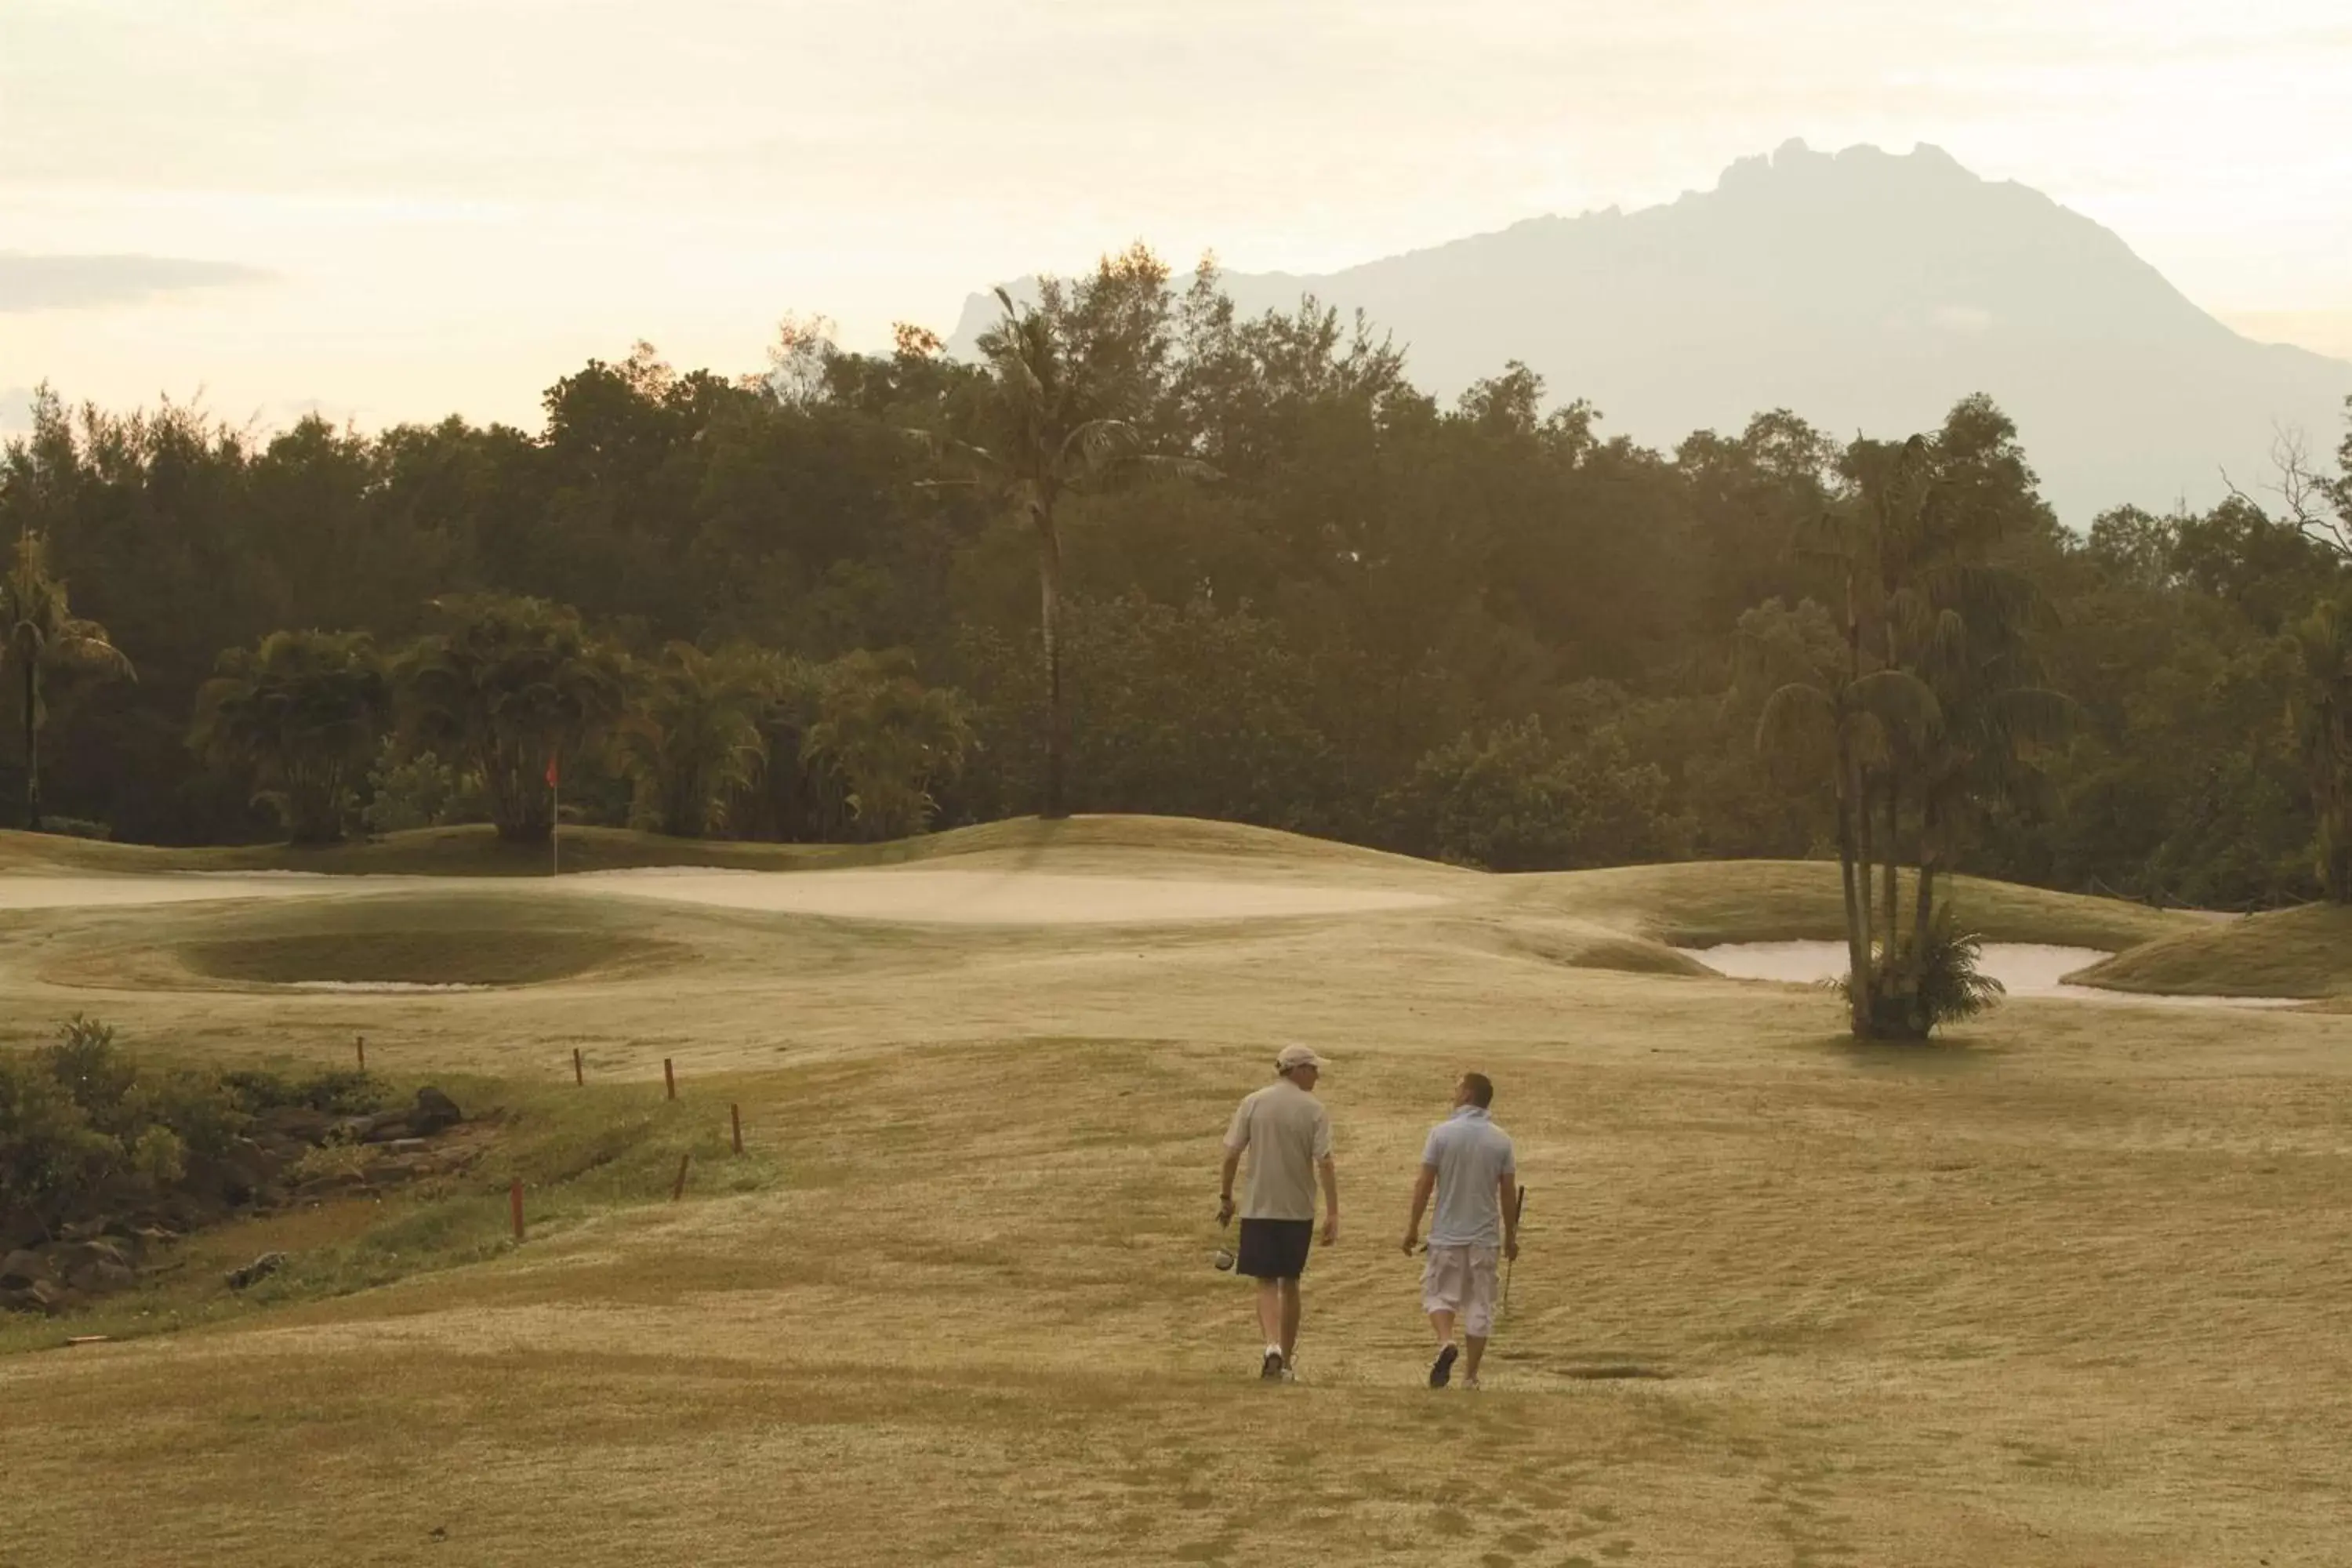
[2,819,2348,1563]
[2067,902,2352,998]
[181,928,670,988]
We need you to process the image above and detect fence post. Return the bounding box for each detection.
[509,1178,524,1242]
[731,1103,743,1156]
[663,1058,676,1101]
[573,1047,583,1087]
[671,1153,691,1202]
[355,1035,366,1071]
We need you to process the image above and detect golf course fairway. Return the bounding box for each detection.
[1,818,2344,1566]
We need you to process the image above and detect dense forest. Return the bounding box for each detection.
[3,247,2349,911]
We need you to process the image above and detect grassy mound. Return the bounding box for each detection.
[181,928,664,988]
[1511,859,2201,950]
[2064,904,2352,999]
[0,815,1452,881]
[1466,916,1716,977]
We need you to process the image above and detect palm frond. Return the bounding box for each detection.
[1755,681,1838,754]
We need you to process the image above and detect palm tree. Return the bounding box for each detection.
[1747,597,1937,1036]
[1756,412,2065,1039]
[2285,585,2352,902]
[1,532,132,830]
[916,283,1207,818]
[189,630,390,844]
[392,595,625,844]
[615,643,773,838]
[803,648,974,840]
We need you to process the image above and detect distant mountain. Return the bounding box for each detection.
[949,140,2352,526]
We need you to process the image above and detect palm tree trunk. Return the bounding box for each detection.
[1839,564,1875,1036]
[1036,516,1069,821]
[1910,793,1940,1035]
[1835,740,1873,1037]
[20,659,38,832]
[1880,777,1901,960]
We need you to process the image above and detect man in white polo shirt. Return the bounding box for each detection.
[1400,1071,1518,1389]
[1218,1044,1340,1382]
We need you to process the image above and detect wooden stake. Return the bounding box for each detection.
[355,1035,366,1070]
[509,1178,524,1241]
[670,1153,691,1202]
[572,1047,583,1087]
[730,1103,743,1156]
[663,1058,676,1101]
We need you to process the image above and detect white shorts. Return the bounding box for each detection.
[1421,1243,1501,1336]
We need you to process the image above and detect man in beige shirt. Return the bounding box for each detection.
[1218,1044,1340,1381]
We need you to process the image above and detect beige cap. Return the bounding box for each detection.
[1275,1044,1327,1072]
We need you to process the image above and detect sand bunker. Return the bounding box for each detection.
[281,980,492,993]
[1686,939,2303,1009]
[557,867,1444,925]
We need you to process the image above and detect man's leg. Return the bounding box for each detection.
[1256,1278,1283,1350]
[1460,1246,1500,1385]
[1278,1277,1301,1363]
[1425,1247,1464,1386]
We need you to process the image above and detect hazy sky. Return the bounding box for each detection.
[4,1,2348,434]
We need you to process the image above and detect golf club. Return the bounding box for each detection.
[1501,1185,1526,1318]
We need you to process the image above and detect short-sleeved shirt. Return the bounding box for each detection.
[1421,1105,1515,1247]
[1223,1078,1333,1221]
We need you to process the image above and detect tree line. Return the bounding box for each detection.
[3,246,2349,924]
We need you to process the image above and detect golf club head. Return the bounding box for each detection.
[1213,1247,1236,1272]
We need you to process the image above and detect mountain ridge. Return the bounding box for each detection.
[949,140,2352,524]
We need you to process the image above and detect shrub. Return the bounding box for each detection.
[45,1015,136,1120]
[0,1018,301,1243]
[0,1053,115,1243]
[1836,911,2006,1038]
[1382,717,1683,872]
[221,1066,385,1117]
[362,739,484,833]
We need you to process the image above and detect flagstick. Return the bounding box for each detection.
[550,767,560,877]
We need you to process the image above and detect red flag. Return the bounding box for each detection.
[545,753,560,789]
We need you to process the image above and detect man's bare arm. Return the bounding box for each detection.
[1401,1166,1436,1253]
[1318,1155,1341,1244]
[1218,1148,1241,1226]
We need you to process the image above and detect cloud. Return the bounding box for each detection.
[0,253,274,313]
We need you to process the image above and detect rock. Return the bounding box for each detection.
[252,1131,310,1162]
[409,1087,463,1134]
[226,1251,288,1290]
[359,1091,461,1144]
[2,1279,70,1316]
[49,1238,133,1277]
[0,1249,46,1289]
[256,1105,337,1143]
[64,1257,136,1294]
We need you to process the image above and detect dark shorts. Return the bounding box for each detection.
[1236,1218,1314,1280]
